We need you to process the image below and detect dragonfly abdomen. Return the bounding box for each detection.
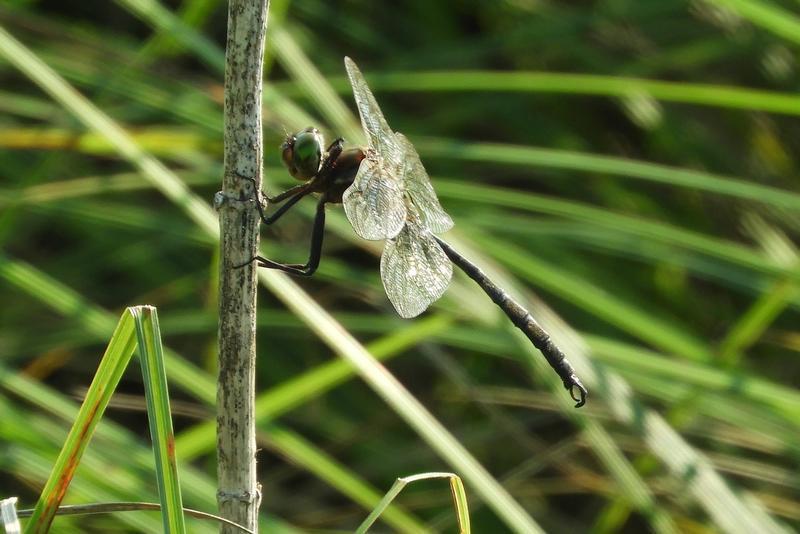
[434,237,587,407]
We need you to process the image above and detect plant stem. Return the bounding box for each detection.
[218,1,270,532]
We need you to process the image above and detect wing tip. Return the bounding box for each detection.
[344,56,358,75]
[396,306,424,319]
[435,217,455,234]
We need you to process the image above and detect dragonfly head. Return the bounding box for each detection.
[281,127,324,181]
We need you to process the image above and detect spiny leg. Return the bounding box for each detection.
[254,186,313,226]
[237,173,308,204]
[267,182,311,204]
[237,174,313,226]
[320,138,344,176]
[236,198,327,276]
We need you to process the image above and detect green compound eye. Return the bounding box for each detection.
[283,127,323,180]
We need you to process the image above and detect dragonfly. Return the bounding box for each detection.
[239,57,587,407]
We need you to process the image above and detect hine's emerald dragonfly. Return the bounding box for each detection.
[239,57,587,407]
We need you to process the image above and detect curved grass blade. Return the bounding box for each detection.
[355,473,470,534]
[263,426,430,534]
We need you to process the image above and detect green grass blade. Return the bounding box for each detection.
[710,0,800,45]
[718,216,800,366]
[587,335,800,420]
[23,311,137,534]
[113,0,225,72]
[435,179,796,282]
[254,269,543,533]
[271,25,362,143]
[0,248,434,531]
[8,447,165,532]
[0,90,58,120]
[0,24,219,239]
[315,71,800,116]
[264,425,430,534]
[355,473,470,534]
[449,476,471,534]
[253,314,454,426]
[468,232,711,361]
[0,254,216,406]
[718,278,799,366]
[419,137,800,212]
[0,362,270,533]
[437,234,779,532]
[175,314,453,457]
[131,306,186,534]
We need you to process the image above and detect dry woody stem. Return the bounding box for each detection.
[217,1,270,532]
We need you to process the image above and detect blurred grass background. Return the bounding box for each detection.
[1,0,799,532]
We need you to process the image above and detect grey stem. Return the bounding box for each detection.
[217,1,270,533]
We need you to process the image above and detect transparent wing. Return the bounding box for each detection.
[343,153,406,240]
[396,133,454,234]
[380,213,453,318]
[345,57,402,163]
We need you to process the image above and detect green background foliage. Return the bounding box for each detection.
[1,0,799,532]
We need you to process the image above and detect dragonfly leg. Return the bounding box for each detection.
[256,188,312,226]
[236,174,314,226]
[265,182,311,204]
[235,198,326,277]
[326,137,344,156]
[236,173,309,204]
[318,138,344,175]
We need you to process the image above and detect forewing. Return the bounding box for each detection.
[345,57,402,162]
[380,215,453,318]
[396,133,454,234]
[343,153,406,240]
